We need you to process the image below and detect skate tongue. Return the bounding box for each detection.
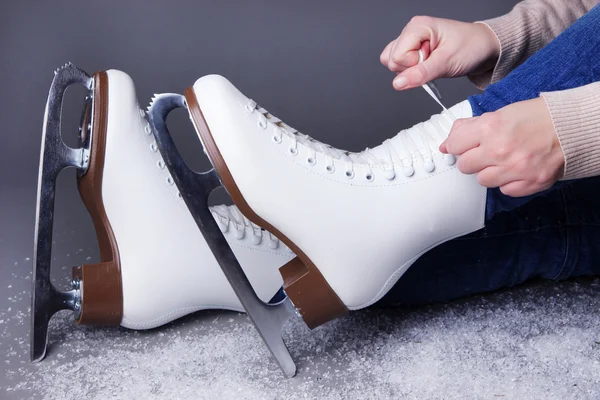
[356,99,472,167]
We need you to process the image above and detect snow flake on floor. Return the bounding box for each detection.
[2,279,600,400]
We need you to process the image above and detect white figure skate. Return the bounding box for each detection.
[31,64,293,365]
[183,74,486,324]
[147,70,486,377]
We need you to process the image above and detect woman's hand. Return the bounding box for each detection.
[380,16,500,90]
[440,98,565,197]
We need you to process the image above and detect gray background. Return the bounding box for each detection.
[1,0,516,292]
[11,1,600,399]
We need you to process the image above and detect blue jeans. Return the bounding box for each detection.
[475,3,600,219]
[381,4,600,306]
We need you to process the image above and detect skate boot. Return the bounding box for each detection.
[181,75,487,330]
[32,64,293,363]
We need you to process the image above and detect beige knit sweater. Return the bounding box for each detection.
[469,0,600,180]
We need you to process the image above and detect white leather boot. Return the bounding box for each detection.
[103,71,295,329]
[184,75,487,328]
[53,69,294,330]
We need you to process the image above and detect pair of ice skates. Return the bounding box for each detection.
[32,63,486,377]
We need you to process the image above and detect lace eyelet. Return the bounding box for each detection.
[235,229,245,240]
[289,147,298,155]
[145,124,152,135]
[257,119,268,130]
[345,170,355,179]
[307,157,316,166]
[150,142,158,153]
[382,168,396,180]
[423,160,435,173]
[166,176,174,185]
[139,109,146,118]
[272,135,282,144]
[444,154,456,166]
[325,164,335,174]
[245,104,254,113]
[365,173,374,182]
[403,166,415,177]
[177,192,182,199]
[157,160,165,169]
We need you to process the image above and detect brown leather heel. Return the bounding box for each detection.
[279,257,347,328]
[74,71,123,325]
[185,87,348,329]
[72,262,121,324]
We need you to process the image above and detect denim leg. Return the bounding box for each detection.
[466,4,600,219]
[485,183,571,220]
[469,3,600,115]
[381,176,600,307]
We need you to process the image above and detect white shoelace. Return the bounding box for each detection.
[246,76,458,181]
[140,109,279,248]
[210,205,283,249]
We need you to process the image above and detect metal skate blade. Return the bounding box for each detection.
[31,63,93,362]
[147,94,297,378]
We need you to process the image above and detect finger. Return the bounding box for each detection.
[393,50,447,90]
[443,117,482,155]
[391,41,431,77]
[387,24,434,72]
[476,166,511,188]
[380,40,395,66]
[499,180,537,197]
[439,140,448,154]
[402,41,431,73]
[420,41,431,61]
[456,148,492,175]
[389,41,432,87]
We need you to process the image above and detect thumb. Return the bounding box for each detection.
[393,51,447,90]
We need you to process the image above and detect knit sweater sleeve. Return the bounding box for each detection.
[468,0,598,89]
[541,82,600,180]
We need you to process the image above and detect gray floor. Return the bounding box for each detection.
[3,184,600,399]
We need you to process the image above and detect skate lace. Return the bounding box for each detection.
[141,110,279,248]
[210,205,284,249]
[246,51,458,181]
[247,91,456,180]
